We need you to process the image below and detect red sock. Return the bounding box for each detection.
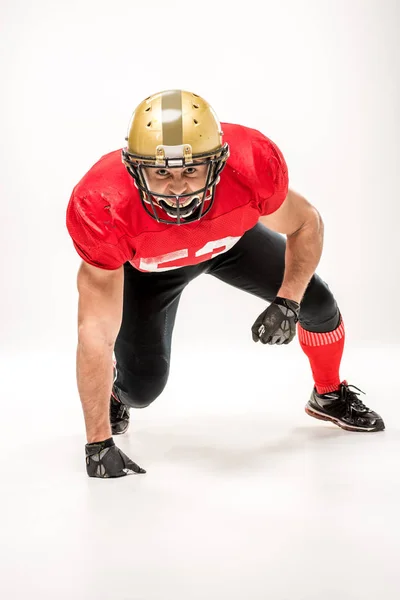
[297,316,345,394]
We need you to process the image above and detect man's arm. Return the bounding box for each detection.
[76,261,124,443]
[259,188,324,303]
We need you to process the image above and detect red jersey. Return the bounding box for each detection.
[66,123,289,272]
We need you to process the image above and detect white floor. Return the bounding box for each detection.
[1,343,399,600]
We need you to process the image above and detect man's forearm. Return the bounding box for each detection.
[277,213,324,304]
[77,334,115,443]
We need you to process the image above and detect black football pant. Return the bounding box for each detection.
[113,223,340,408]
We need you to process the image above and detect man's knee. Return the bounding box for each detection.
[116,373,169,408]
[299,275,340,333]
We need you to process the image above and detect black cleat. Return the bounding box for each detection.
[305,381,385,432]
[110,363,130,435]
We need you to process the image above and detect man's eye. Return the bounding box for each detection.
[185,168,196,175]
[156,170,169,176]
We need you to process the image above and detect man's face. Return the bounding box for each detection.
[143,162,209,204]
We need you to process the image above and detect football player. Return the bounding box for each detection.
[66,90,384,479]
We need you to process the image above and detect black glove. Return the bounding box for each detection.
[251,296,300,345]
[85,437,146,478]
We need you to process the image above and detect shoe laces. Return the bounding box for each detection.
[340,381,370,412]
[110,392,129,421]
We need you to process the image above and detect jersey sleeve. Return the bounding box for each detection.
[253,136,289,216]
[66,194,128,270]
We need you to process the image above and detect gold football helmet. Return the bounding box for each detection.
[122,90,229,224]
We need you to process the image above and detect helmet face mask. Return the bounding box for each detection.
[122,150,228,224]
[121,90,229,225]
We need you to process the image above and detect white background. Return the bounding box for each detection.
[1,0,399,353]
[1,2,400,599]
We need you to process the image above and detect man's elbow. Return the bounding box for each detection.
[306,206,324,231]
[290,207,323,237]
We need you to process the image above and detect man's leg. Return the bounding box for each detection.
[206,223,384,431]
[112,261,205,423]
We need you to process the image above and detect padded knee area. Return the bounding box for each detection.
[299,275,340,333]
[113,354,170,408]
[115,373,169,409]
